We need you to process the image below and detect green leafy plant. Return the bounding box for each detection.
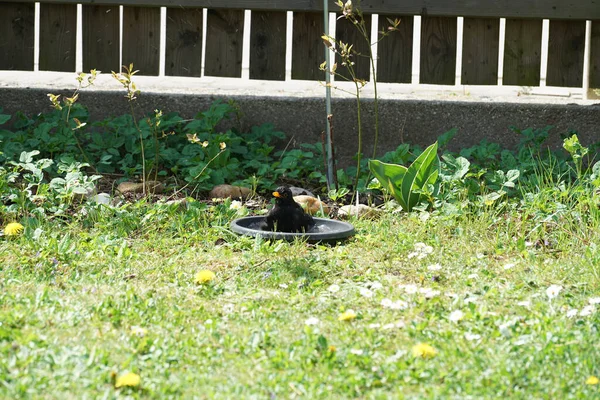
[369,142,440,211]
[562,133,589,179]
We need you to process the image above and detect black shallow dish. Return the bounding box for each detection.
[231,216,355,242]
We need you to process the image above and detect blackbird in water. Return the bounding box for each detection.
[261,185,315,233]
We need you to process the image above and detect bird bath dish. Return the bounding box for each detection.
[231,216,355,242]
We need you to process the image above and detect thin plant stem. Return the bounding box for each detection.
[128,102,146,195]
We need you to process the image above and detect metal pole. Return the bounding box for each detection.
[582,20,592,100]
[324,0,335,191]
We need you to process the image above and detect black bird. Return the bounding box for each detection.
[261,186,315,233]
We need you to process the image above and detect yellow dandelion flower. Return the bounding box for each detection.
[338,309,357,321]
[4,222,24,237]
[586,376,599,385]
[195,269,216,284]
[115,371,141,388]
[411,343,437,359]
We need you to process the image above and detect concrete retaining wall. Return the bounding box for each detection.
[1,86,599,167]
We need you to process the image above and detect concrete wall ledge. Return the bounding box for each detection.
[1,72,598,166]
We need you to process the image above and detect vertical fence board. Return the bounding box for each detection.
[82,5,119,73]
[547,20,585,87]
[462,18,499,85]
[377,15,413,83]
[291,12,323,80]
[166,7,203,77]
[503,19,542,86]
[420,16,457,85]
[250,11,286,80]
[122,6,160,76]
[39,3,76,72]
[0,2,34,70]
[591,20,600,88]
[204,9,244,77]
[335,14,372,81]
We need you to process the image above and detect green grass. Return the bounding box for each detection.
[1,198,599,399]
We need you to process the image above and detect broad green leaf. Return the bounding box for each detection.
[401,142,439,211]
[368,159,408,209]
[442,154,470,181]
[506,169,520,182]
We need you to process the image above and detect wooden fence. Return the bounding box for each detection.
[0,0,599,92]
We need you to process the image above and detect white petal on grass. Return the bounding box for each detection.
[464,332,481,341]
[369,323,381,329]
[546,284,562,300]
[327,284,340,293]
[580,305,595,317]
[403,284,418,294]
[381,298,408,309]
[381,298,392,308]
[279,283,288,289]
[588,297,600,305]
[359,287,374,298]
[427,263,442,271]
[514,334,532,346]
[130,326,147,337]
[386,350,407,363]
[468,273,479,280]
[389,300,408,310]
[222,303,235,314]
[449,310,465,322]
[408,243,434,259]
[305,317,320,326]
[566,309,578,318]
[382,320,406,330]
[229,200,243,210]
[517,300,531,308]
[503,263,516,270]
[350,349,364,355]
[369,281,383,290]
[423,289,440,299]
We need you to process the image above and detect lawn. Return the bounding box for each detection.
[1,195,599,398]
[0,90,599,398]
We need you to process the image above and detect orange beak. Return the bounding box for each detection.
[273,191,281,198]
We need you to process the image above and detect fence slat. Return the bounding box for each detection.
[420,16,457,85]
[39,3,76,72]
[503,19,542,86]
[122,6,160,76]
[591,20,600,88]
[335,14,372,81]
[6,1,600,21]
[204,9,244,77]
[83,5,119,73]
[376,15,413,83]
[249,11,286,80]
[0,2,34,70]
[166,7,203,77]
[547,20,585,87]
[462,18,499,85]
[291,12,323,80]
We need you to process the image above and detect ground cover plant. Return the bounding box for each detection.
[1,93,600,398]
